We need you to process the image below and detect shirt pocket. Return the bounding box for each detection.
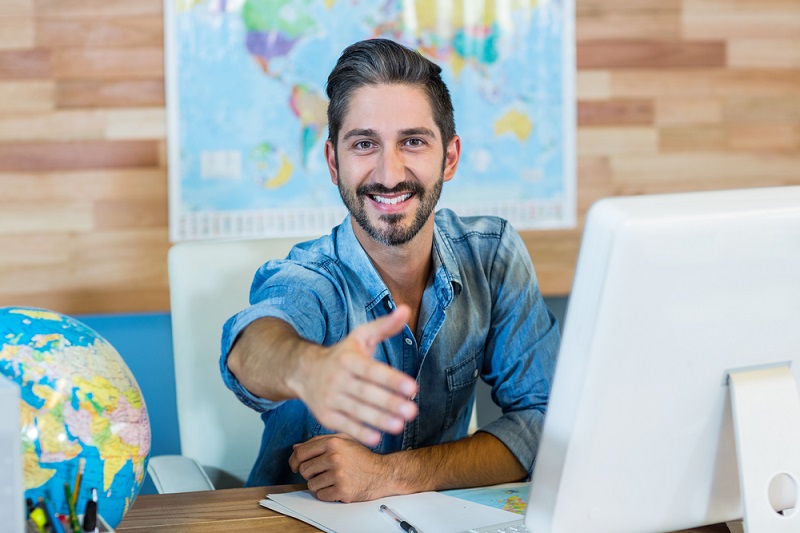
[444,352,480,429]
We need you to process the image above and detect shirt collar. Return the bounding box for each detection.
[335,214,463,312]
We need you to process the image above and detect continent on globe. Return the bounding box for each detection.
[0,307,151,528]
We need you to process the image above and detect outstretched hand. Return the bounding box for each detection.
[290,305,419,446]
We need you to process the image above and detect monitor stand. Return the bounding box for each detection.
[728,365,800,533]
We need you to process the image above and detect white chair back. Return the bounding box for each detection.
[168,237,314,487]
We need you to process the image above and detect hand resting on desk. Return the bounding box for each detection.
[289,431,528,503]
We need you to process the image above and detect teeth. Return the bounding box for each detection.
[373,193,412,205]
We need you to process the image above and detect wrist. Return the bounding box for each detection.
[285,342,324,402]
[382,448,433,496]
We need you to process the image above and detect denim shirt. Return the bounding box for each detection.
[220,209,560,487]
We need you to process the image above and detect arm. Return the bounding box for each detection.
[227,305,419,446]
[289,431,526,502]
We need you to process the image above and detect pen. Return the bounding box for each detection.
[72,458,86,508]
[82,488,99,533]
[38,496,66,533]
[379,504,419,533]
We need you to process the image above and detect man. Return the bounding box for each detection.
[220,38,560,503]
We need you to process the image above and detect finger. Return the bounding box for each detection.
[339,383,417,432]
[320,410,382,447]
[289,435,333,471]
[296,452,332,481]
[345,354,418,400]
[355,304,411,349]
[307,471,340,500]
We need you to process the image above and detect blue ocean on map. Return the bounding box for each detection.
[171,0,573,236]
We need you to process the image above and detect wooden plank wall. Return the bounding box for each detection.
[1,0,799,315]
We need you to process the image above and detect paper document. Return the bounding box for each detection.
[260,489,521,533]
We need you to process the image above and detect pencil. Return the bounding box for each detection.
[72,457,86,508]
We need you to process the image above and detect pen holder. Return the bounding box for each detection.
[78,513,115,532]
[26,514,116,533]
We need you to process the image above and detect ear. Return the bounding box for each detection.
[325,140,339,185]
[442,135,461,183]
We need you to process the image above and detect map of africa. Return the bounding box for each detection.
[168,0,574,240]
[0,308,150,527]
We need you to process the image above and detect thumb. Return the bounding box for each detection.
[357,304,411,350]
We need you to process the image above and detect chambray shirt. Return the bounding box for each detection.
[220,209,560,487]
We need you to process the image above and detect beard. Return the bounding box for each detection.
[338,176,444,246]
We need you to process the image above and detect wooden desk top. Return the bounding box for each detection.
[117,485,734,533]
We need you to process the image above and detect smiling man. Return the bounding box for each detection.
[220,38,560,502]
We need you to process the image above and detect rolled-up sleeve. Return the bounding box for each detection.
[219,259,345,413]
[478,223,561,474]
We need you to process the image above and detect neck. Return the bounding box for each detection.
[352,217,435,333]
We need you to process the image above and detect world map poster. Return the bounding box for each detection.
[166,0,575,241]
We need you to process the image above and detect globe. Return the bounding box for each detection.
[0,307,151,528]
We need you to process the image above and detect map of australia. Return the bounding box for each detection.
[169,0,573,240]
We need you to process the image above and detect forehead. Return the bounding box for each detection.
[340,83,436,137]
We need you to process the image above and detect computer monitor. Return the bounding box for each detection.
[527,186,800,533]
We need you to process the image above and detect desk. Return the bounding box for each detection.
[117,486,733,532]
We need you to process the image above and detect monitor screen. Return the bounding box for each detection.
[527,186,800,533]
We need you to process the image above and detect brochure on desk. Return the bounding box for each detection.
[260,489,521,533]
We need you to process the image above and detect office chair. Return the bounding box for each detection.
[147,236,315,493]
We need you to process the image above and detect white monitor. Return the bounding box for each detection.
[527,186,800,533]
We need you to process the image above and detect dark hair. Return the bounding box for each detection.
[325,38,456,152]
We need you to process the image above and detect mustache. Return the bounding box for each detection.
[357,181,425,197]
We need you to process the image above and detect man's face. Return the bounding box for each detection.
[325,84,460,247]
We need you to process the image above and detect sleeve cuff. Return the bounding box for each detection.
[218,287,327,413]
[478,409,544,476]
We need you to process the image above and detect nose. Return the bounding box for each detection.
[375,146,406,188]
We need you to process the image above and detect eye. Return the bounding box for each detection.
[405,138,425,147]
[354,140,374,150]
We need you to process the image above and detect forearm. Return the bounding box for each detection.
[227,317,321,402]
[384,432,527,494]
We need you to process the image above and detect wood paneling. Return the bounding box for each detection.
[0,0,799,315]
[0,0,169,314]
[0,49,51,78]
[577,40,726,69]
[0,140,160,171]
[578,100,654,126]
[56,79,165,108]
[35,16,164,48]
[0,80,54,112]
[51,47,164,79]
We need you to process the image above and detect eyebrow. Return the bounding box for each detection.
[341,127,438,141]
[400,127,437,139]
[342,128,376,141]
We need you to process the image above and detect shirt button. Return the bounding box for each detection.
[404,337,413,345]
[384,299,394,311]
[473,369,479,378]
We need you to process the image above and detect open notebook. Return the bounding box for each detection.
[260,485,526,533]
